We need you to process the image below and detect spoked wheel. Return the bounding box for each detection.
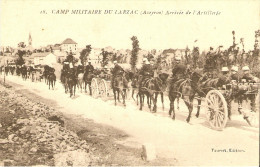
[91,78,99,98]
[99,79,108,100]
[205,90,228,131]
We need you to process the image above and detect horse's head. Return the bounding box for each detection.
[158,73,169,83]
[190,71,202,84]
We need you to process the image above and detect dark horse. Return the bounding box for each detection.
[21,66,27,80]
[112,71,129,106]
[190,73,231,119]
[48,72,56,90]
[83,71,94,95]
[139,73,169,112]
[67,69,77,97]
[168,73,196,122]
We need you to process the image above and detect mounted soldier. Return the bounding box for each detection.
[171,56,187,82]
[138,59,154,88]
[140,59,154,79]
[48,64,55,77]
[111,61,128,88]
[85,61,94,75]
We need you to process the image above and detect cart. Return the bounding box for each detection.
[91,73,113,100]
[203,81,259,130]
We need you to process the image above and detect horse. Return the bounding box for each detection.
[21,66,27,80]
[139,73,169,112]
[112,71,129,106]
[48,72,56,90]
[190,72,231,119]
[4,66,9,76]
[67,69,77,97]
[130,72,151,107]
[83,71,94,95]
[168,72,197,122]
[77,72,84,93]
[43,66,50,85]
[35,69,42,82]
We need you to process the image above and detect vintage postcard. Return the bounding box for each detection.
[0,0,259,166]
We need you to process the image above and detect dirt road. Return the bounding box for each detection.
[1,74,259,166]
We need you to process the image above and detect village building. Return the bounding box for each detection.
[60,38,78,53]
[32,52,57,65]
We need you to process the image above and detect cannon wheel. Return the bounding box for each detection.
[91,78,99,98]
[205,90,228,131]
[99,79,108,100]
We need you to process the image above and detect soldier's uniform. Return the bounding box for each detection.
[85,62,94,75]
[138,60,154,88]
[230,66,239,82]
[171,57,186,82]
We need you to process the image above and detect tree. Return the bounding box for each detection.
[80,45,92,66]
[130,36,140,71]
[64,51,74,63]
[112,53,117,62]
[16,42,26,66]
[155,54,162,70]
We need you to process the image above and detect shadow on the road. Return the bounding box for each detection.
[226,119,259,133]
[70,95,80,99]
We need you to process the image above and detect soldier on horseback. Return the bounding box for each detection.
[111,61,128,88]
[171,56,187,82]
[85,61,94,75]
[140,59,154,78]
[139,59,154,88]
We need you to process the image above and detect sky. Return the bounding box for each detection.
[0,0,259,51]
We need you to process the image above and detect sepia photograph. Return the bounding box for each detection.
[0,0,259,166]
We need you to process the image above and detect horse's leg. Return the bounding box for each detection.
[89,83,92,95]
[120,89,126,107]
[74,84,76,96]
[195,99,202,118]
[177,96,180,110]
[132,89,135,101]
[139,92,143,110]
[227,98,232,120]
[169,95,175,120]
[161,92,164,110]
[185,96,194,123]
[151,93,157,113]
[69,84,72,97]
[113,89,117,106]
[84,81,87,93]
[117,91,121,102]
[147,93,151,110]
